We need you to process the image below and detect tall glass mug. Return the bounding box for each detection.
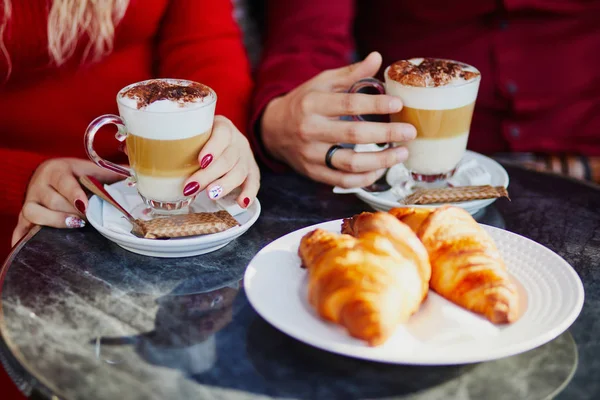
[349,58,481,182]
[85,79,216,214]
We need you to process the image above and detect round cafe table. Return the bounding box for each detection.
[1,164,599,400]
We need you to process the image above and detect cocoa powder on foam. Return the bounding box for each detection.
[122,80,212,109]
[387,58,480,88]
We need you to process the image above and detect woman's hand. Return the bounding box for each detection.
[182,115,261,207]
[11,158,121,246]
[260,51,416,188]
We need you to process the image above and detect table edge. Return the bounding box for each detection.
[0,225,63,399]
[1,225,42,287]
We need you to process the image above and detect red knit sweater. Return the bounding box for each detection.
[0,0,253,250]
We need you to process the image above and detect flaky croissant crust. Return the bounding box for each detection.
[389,206,519,324]
[299,212,431,346]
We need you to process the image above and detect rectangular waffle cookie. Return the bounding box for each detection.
[132,210,239,239]
[402,185,509,205]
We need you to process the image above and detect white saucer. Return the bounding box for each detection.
[354,151,509,215]
[244,219,584,365]
[86,181,261,258]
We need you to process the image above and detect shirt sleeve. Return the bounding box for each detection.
[156,0,254,132]
[249,0,355,171]
[0,148,49,217]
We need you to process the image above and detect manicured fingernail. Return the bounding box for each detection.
[408,126,417,139]
[208,185,223,199]
[395,146,409,159]
[75,199,86,214]
[389,98,402,111]
[200,154,213,169]
[65,217,85,229]
[183,181,200,196]
[402,127,417,140]
[243,197,250,208]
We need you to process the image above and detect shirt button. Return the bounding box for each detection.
[510,126,521,138]
[506,81,518,95]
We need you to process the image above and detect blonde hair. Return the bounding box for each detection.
[1,0,129,80]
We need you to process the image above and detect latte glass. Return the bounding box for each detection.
[349,59,481,183]
[85,79,216,214]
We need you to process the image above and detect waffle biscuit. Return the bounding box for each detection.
[403,185,509,205]
[132,210,239,239]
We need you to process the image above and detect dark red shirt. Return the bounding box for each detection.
[251,0,600,170]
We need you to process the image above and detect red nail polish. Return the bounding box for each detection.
[200,154,213,169]
[183,181,200,196]
[75,199,86,214]
[243,197,250,208]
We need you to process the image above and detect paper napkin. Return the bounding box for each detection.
[333,156,493,197]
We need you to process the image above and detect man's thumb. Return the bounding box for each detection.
[331,51,383,88]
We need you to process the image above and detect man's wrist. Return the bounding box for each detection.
[259,96,286,162]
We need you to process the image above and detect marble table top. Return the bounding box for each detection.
[1,164,599,400]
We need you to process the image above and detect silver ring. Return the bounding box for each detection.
[325,145,343,170]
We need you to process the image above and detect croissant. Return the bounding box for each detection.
[298,212,431,346]
[341,211,431,301]
[387,206,519,324]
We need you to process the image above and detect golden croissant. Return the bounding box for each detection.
[298,212,431,346]
[386,205,519,324]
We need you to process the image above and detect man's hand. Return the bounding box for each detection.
[260,52,416,188]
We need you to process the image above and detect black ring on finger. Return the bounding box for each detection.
[325,145,343,170]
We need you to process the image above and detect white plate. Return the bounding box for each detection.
[354,151,509,215]
[244,219,584,365]
[86,181,261,258]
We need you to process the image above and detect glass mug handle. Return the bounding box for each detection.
[84,115,135,179]
[347,78,388,148]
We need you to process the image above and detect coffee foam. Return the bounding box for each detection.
[117,80,216,141]
[118,101,215,141]
[119,79,215,111]
[118,96,212,113]
[388,58,480,88]
[385,68,480,110]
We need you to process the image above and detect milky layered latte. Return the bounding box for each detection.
[118,79,216,203]
[386,58,481,178]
